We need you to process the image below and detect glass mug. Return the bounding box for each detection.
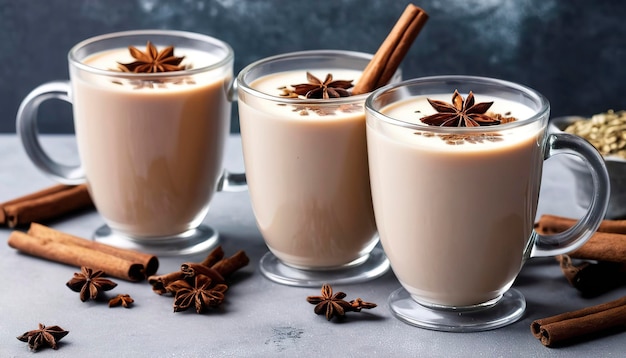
[365,76,610,331]
[16,30,245,256]
[236,50,399,286]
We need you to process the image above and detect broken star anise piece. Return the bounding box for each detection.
[118,41,185,73]
[108,294,134,308]
[17,323,69,351]
[290,72,353,99]
[306,283,356,321]
[349,297,378,311]
[420,90,499,127]
[66,266,117,302]
[169,274,228,314]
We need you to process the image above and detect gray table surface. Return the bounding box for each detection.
[1,134,624,357]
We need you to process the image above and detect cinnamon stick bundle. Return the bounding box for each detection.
[148,246,249,295]
[7,224,158,281]
[27,223,158,276]
[351,4,429,95]
[530,296,626,347]
[0,184,93,227]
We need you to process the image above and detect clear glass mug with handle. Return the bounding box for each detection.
[365,75,610,331]
[16,30,246,256]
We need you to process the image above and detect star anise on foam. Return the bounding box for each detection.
[306,283,376,321]
[66,266,117,302]
[167,274,228,313]
[289,72,353,99]
[17,323,69,351]
[118,41,185,73]
[420,90,499,127]
[108,294,134,308]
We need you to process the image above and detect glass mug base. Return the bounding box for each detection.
[259,247,390,287]
[93,224,219,256]
[388,287,526,332]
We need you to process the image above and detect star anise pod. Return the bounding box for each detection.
[108,294,134,308]
[420,90,499,127]
[290,72,353,99]
[306,283,355,321]
[169,274,228,313]
[118,41,185,73]
[66,266,117,302]
[17,323,69,351]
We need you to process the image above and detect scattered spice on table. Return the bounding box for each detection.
[108,294,134,308]
[147,245,249,314]
[66,266,118,302]
[168,275,228,313]
[306,283,377,321]
[17,323,69,351]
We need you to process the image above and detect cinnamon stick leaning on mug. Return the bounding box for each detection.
[351,3,428,95]
[0,184,93,228]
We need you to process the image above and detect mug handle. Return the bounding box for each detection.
[16,81,85,185]
[530,132,610,258]
[17,80,248,190]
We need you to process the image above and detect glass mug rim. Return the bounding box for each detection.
[365,75,551,132]
[236,49,376,105]
[68,29,234,78]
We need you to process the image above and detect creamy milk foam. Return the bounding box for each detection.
[239,70,379,268]
[368,94,543,306]
[73,48,230,237]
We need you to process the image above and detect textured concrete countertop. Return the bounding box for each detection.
[0,134,624,357]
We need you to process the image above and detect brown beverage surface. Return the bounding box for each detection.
[368,95,542,306]
[239,70,378,268]
[73,48,230,237]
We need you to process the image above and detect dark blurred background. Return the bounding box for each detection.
[1,0,625,134]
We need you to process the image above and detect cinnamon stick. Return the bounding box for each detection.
[0,184,93,227]
[536,214,626,235]
[212,250,250,277]
[200,245,225,267]
[8,231,145,281]
[27,223,158,276]
[351,4,428,95]
[181,262,225,283]
[148,271,185,295]
[568,232,626,264]
[530,296,626,346]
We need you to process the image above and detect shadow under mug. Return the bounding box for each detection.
[236,50,398,286]
[365,75,610,331]
[16,30,246,256]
